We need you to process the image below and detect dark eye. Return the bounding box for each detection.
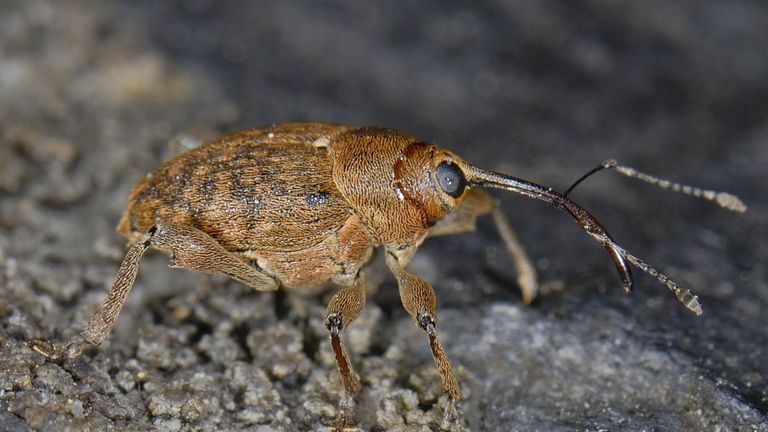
[436,161,466,198]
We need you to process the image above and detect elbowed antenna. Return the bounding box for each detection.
[465,165,704,315]
[565,159,748,213]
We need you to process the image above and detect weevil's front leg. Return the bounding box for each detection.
[325,273,367,396]
[427,188,495,238]
[385,252,461,401]
[490,206,539,304]
[30,222,278,360]
[429,188,538,304]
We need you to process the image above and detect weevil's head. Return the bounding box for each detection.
[330,127,474,250]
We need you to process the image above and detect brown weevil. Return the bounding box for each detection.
[30,122,746,409]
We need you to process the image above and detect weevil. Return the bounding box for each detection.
[30,122,746,406]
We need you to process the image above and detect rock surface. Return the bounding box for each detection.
[1,0,766,430]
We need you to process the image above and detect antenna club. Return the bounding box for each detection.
[716,192,747,213]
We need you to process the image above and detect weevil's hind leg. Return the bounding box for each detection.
[29,232,153,360]
[30,222,278,360]
[429,188,539,304]
[385,252,461,402]
[324,273,367,427]
[150,223,278,292]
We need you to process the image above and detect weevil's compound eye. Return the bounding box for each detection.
[436,161,467,198]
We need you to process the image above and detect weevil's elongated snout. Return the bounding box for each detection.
[464,165,635,294]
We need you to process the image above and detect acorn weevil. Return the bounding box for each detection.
[30,122,746,406]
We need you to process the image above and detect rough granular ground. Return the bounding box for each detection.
[1,1,766,431]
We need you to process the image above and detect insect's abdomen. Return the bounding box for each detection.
[119,126,356,254]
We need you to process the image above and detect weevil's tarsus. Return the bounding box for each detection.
[330,393,358,431]
[439,395,462,431]
[566,159,747,213]
[28,337,89,361]
[466,166,634,293]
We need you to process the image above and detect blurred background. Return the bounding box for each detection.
[1,0,766,430]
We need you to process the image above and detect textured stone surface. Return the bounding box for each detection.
[1,0,766,430]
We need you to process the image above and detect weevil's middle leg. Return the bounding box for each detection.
[490,205,538,304]
[30,222,278,360]
[324,273,367,429]
[324,273,367,397]
[385,252,461,402]
[428,188,538,304]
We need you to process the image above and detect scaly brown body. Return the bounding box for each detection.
[30,122,745,427]
[119,123,373,288]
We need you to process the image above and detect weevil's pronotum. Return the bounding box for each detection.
[30,122,746,406]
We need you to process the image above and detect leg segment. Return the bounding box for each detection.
[324,273,367,396]
[385,252,461,401]
[427,188,495,237]
[490,206,538,304]
[30,222,277,360]
[150,223,278,292]
[429,188,539,304]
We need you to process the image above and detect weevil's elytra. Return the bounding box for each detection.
[30,122,745,420]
